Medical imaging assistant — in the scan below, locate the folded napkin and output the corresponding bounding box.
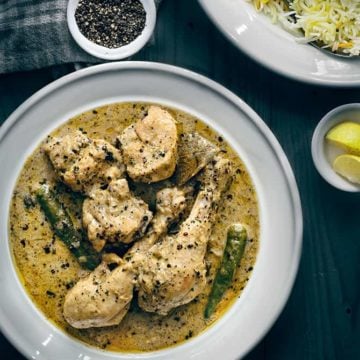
[0,0,97,73]
[0,0,161,74]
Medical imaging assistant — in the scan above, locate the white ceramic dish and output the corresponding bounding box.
[0,62,302,359]
[67,0,156,60]
[312,103,360,192]
[198,0,360,87]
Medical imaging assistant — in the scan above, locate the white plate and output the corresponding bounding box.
[198,0,360,87]
[0,62,302,360]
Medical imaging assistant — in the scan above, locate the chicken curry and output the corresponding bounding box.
[9,103,259,352]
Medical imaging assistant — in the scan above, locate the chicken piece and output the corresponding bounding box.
[118,106,178,183]
[44,130,125,193]
[82,178,153,252]
[128,187,189,258]
[64,187,188,329]
[129,179,174,212]
[63,254,134,329]
[137,155,233,315]
[175,132,219,185]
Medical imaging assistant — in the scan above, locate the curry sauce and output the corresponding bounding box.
[9,103,259,352]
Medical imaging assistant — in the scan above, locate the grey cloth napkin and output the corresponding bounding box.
[0,0,98,74]
[0,0,161,74]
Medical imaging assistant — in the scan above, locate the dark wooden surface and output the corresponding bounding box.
[1,1,359,359]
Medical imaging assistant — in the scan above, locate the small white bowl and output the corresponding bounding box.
[67,0,156,60]
[312,103,360,192]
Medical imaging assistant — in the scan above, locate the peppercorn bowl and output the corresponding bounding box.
[67,0,157,60]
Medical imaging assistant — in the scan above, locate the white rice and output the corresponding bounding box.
[249,0,360,56]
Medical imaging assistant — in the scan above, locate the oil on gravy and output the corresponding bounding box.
[9,103,259,352]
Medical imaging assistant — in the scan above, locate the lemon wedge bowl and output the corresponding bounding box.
[326,122,360,155]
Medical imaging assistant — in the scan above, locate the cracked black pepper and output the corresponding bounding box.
[75,0,146,49]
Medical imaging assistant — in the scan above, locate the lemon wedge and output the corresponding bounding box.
[333,154,360,184]
[326,121,360,155]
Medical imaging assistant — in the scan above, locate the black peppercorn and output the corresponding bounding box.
[75,0,146,49]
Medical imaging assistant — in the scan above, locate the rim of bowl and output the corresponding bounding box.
[311,103,360,192]
[67,0,157,60]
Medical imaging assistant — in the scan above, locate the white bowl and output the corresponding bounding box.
[0,62,302,360]
[312,103,360,192]
[67,0,156,60]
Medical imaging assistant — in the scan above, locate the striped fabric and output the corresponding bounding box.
[0,0,161,74]
[0,0,97,73]
[0,0,162,74]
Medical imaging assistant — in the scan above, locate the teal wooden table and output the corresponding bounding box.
[0,1,359,359]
